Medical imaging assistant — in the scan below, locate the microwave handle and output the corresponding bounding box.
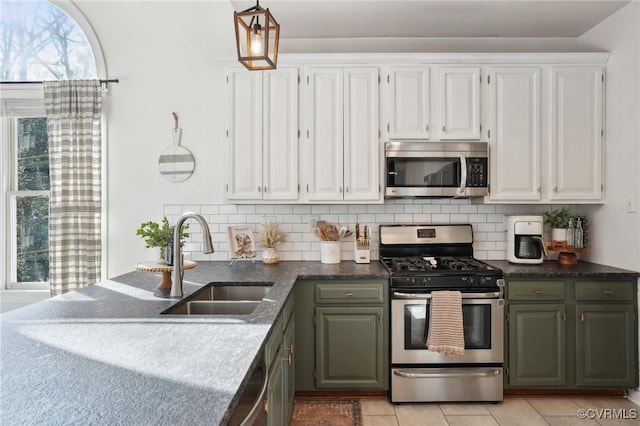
[458,153,467,195]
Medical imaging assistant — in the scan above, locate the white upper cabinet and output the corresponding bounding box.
[227,70,263,200]
[226,67,299,202]
[305,67,344,201]
[549,66,604,202]
[263,68,299,201]
[305,66,380,202]
[488,67,541,202]
[439,67,481,140]
[387,67,430,139]
[344,68,380,201]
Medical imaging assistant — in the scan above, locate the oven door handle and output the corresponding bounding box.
[392,291,500,300]
[394,369,502,379]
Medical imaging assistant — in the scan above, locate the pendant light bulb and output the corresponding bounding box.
[250,23,264,56]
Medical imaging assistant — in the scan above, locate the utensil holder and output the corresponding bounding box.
[320,241,341,264]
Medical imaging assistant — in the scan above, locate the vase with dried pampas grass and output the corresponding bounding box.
[257,222,285,264]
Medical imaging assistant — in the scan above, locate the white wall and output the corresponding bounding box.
[578,2,640,272]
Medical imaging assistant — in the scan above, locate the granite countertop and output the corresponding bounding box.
[0,260,388,426]
[489,260,640,279]
[2,258,637,425]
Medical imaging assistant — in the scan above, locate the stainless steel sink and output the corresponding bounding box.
[161,282,273,316]
[189,285,272,302]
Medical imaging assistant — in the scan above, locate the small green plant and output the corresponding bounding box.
[544,208,573,228]
[136,217,189,259]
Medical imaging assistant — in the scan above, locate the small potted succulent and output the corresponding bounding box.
[544,208,573,248]
[136,217,189,264]
[257,222,285,264]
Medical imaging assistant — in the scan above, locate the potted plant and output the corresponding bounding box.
[136,217,189,263]
[257,222,285,264]
[544,208,573,248]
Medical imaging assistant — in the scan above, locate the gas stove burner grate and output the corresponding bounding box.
[385,256,494,273]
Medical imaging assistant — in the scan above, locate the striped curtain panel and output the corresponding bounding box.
[44,80,102,295]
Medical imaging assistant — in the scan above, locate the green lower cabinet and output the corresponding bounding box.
[508,304,566,387]
[266,348,284,426]
[506,278,638,390]
[576,304,636,387]
[315,306,384,388]
[265,296,295,426]
[283,317,295,423]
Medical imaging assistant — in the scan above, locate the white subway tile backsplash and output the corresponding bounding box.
[164,203,563,263]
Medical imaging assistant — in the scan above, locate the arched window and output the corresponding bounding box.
[1,0,104,299]
[0,0,98,80]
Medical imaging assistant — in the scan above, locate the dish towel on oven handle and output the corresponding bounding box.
[426,290,465,356]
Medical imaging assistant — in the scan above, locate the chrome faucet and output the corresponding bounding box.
[170,212,214,298]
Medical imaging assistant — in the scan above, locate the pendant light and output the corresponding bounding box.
[234,0,280,71]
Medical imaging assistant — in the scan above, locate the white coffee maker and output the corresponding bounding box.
[507,215,548,264]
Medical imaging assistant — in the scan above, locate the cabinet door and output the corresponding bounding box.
[549,66,603,201]
[576,304,636,387]
[387,67,430,139]
[266,347,284,426]
[439,67,480,140]
[306,67,344,201]
[344,67,379,201]
[227,70,263,200]
[315,306,384,388]
[508,304,566,387]
[283,317,295,425]
[488,67,541,201]
[263,68,299,201]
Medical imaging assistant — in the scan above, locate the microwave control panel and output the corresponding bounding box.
[466,158,488,187]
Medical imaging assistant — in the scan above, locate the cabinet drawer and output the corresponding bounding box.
[507,280,565,301]
[575,281,635,302]
[315,282,384,304]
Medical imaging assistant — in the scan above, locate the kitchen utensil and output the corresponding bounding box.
[158,112,195,183]
[338,226,347,241]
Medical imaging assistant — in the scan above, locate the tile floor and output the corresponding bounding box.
[358,396,640,426]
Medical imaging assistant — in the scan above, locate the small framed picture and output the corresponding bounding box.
[227,226,257,259]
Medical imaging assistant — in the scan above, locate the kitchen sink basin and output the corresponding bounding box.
[189,284,272,302]
[161,282,273,316]
[167,300,260,315]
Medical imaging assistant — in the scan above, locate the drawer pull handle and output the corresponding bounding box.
[603,289,614,295]
[345,292,354,297]
[562,313,566,321]
[534,289,545,295]
[284,345,294,354]
[580,313,585,322]
[282,355,292,364]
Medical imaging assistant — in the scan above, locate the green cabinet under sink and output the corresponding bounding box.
[265,293,294,425]
[505,278,638,389]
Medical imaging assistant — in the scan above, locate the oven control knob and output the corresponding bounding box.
[408,277,416,286]
[422,277,428,286]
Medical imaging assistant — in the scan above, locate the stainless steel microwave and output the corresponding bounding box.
[385,141,489,198]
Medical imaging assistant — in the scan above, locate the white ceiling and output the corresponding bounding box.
[230,0,630,39]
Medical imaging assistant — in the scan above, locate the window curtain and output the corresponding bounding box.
[44,80,102,295]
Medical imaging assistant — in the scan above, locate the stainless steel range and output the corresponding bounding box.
[380,224,505,403]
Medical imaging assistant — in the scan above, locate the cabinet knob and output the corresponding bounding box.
[282,355,292,364]
[553,186,558,193]
[442,125,446,132]
[284,345,294,353]
[263,186,267,193]
[258,186,261,192]
[534,289,545,295]
[425,125,430,132]
[603,289,614,295]
[344,291,354,297]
